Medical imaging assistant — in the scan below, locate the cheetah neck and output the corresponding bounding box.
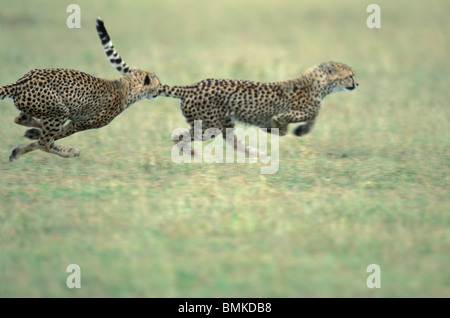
[113,77,144,109]
[290,67,337,102]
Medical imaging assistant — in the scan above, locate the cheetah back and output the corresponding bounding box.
[172,79,287,127]
[12,69,117,121]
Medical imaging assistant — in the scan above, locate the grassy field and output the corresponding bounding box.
[0,0,449,297]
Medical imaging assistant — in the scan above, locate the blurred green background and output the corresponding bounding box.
[0,0,449,297]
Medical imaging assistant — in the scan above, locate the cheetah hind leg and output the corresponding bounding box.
[9,142,80,161]
[171,127,198,157]
[223,129,261,160]
[14,112,43,140]
[14,112,43,128]
[9,117,80,161]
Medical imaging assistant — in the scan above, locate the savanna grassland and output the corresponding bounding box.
[0,0,449,297]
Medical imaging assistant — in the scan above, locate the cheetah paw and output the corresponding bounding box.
[294,124,310,137]
[65,147,81,158]
[24,128,42,140]
[9,147,19,162]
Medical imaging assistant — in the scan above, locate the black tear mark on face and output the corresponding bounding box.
[144,75,151,86]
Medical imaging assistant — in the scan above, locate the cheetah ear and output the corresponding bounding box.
[320,62,335,75]
[144,75,151,86]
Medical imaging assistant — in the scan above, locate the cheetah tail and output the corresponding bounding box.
[0,85,13,100]
[157,84,189,99]
[96,17,131,75]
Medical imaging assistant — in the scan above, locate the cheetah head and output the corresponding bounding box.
[126,69,160,100]
[320,62,359,93]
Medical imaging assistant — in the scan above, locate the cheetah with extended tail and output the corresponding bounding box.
[1,67,159,161]
[96,18,358,154]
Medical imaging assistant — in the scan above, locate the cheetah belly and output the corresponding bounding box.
[67,101,110,122]
[64,90,114,123]
[229,102,282,127]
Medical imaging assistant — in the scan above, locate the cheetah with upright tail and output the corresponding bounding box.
[1,65,159,162]
[96,18,359,155]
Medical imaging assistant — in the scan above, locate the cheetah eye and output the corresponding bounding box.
[144,75,151,86]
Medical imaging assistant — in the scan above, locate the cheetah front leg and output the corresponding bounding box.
[270,111,317,137]
[24,111,118,141]
[9,117,80,161]
[25,120,91,141]
[293,118,316,137]
[266,115,289,136]
[222,127,261,159]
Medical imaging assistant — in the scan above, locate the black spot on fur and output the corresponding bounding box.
[144,75,151,86]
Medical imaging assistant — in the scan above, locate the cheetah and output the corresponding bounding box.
[1,68,159,161]
[96,18,358,155]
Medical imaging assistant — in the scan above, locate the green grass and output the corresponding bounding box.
[1,0,449,297]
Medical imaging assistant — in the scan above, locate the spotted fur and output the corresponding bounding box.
[96,18,358,154]
[1,68,159,161]
[157,62,358,139]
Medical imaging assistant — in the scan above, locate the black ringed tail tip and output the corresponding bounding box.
[96,17,104,26]
[95,17,131,75]
[96,17,110,43]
